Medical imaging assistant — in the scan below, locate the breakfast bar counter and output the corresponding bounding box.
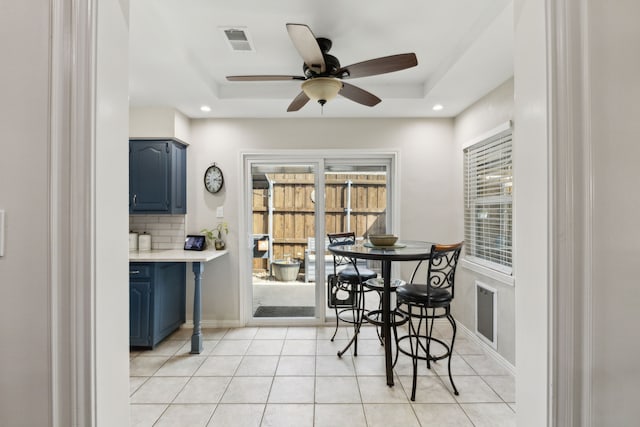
[129,248,228,263]
[129,249,228,353]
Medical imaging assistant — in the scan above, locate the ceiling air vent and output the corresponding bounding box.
[220,27,254,52]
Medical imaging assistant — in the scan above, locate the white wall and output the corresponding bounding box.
[0,2,52,425]
[588,0,640,423]
[184,118,460,324]
[130,107,180,138]
[454,78,515,144]
[453,78,516,364]
[130,107,191,142]
[15,0,640,424]
[0,1,130,425]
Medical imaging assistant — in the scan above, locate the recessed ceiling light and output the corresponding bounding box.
[200,105,211,112]
[432,104,444,111]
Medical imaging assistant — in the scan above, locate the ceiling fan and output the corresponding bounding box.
[226,23,418,112]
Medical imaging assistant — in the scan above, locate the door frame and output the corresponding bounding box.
[239,150,399,326]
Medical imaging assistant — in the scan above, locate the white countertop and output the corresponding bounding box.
[129,248,228,263]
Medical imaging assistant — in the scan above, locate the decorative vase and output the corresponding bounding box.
[214,239,225,250]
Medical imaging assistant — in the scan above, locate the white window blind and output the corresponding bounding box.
[463,128,513,275]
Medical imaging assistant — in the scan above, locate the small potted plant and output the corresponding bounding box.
[201,222,228,250]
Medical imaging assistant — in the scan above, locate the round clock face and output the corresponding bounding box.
[204,165,224,193]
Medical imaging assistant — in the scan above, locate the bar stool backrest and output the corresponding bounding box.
[327,232,356,275]
[408,242,463,298]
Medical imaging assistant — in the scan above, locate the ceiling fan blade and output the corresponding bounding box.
[227,75,305,81]
[339,82,381,107]
[287,91,310,112]
[339,53,418,79]
[286,23,326,74]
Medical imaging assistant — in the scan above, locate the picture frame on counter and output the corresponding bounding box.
[184,235,206,251]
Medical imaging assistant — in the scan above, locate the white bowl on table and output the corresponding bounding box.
[368,234,398,247]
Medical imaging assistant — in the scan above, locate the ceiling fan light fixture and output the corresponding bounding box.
[302,77,342,105]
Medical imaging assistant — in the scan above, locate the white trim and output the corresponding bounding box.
[0,210,5,257]
[315,160,326,313]
[578,1,593,422]
[548,0,593,425]
[464,256,513,277]
[246,318,325,327]
[461,120,513,149]
[474,281,498,349]
[50,1,67,424]
[238,153,250,326]
[461,258,515,286]
[434,319,515,376]
[183,320,243,329]
[239,150,399,326]
[50,0,97,426]
[462,127,514,273]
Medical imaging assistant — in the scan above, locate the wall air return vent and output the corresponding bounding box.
[220,27,254,52]
[475,281,498,349]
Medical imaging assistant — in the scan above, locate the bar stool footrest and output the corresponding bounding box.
[363,309,409,327]
[336,307,369,325]
[396,334,452,362]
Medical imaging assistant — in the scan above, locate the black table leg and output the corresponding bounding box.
[382,260,394,386]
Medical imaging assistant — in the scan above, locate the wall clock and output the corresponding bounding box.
[204,163,224,194]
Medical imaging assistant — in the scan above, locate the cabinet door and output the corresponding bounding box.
[129,280,152,347]
[153,263,186,346]
[130,140,170,213]
[170,143,187,214]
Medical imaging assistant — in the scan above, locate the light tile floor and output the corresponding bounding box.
[130,325,515,426]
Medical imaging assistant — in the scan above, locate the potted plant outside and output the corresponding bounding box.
[271,254,301,282]
[201,222,228,250]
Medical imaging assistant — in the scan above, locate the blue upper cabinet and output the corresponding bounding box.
[130,139,187,214]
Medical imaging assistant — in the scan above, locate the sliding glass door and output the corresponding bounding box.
[323,162,391,319]
[249,162,319,320]
[243,153,395,325]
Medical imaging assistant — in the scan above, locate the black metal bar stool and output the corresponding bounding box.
[361,259,409,364]
[326,232,377,356]
[394,242,463,401]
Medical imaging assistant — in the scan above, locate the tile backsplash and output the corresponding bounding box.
[129,215,185,250]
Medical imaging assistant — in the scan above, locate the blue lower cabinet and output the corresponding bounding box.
[129,280,151,346]
[130,262,186,348]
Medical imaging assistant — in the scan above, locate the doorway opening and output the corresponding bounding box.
[250,163,318,319]
[244,153,396,325]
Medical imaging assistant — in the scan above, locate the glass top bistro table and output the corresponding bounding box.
[328,239,434,386]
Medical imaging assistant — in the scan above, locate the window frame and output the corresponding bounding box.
[462,122,514,278]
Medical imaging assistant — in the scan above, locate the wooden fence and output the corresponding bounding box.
[252,173,387,271]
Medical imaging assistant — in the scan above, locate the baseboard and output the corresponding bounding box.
[182,319,243,329]
[434,318,516,376]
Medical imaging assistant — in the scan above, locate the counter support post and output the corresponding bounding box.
[190,262,204,354]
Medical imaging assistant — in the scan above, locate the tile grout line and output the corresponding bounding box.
[131,325,515,426]
[258,326,287,425]
[151,337,192,426]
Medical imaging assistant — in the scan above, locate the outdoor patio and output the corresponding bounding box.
[252,271,382,319]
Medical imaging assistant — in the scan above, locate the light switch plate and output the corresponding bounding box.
[0,210,5,257]
[216,206,224,218]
